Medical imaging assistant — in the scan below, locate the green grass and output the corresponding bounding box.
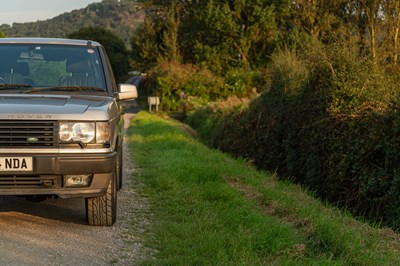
[127,111,400,265]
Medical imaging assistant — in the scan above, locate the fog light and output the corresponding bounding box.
[65,175,92,187]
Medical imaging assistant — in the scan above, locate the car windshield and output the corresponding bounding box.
[0,44,106,92]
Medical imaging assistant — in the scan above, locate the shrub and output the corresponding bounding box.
[145,62,224,111]
[144,61,267,112]
[223,70,269,96]
[189,40,400,230]
[269,49,309,95]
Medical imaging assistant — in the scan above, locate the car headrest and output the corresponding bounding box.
[66,59,92,74]
[13,62,30,76]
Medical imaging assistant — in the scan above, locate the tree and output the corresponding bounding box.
[134,0,283,73]
[383,0,400,64]
[68,27,130,81]
[287,0,357,45]
[130,15,163,70]
[360,0,383,62]
[159,1,181,63]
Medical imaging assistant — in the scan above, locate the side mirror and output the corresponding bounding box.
[116,84,138,101]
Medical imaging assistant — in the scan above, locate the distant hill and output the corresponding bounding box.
[0,0,144,46]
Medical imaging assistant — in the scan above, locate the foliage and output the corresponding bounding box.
[133,1,400,110]
[68,27,130,81]
[130,15,161,71]
[130,111,400,265]
[0,0,143,46]
[132,0,400,72]
[189,39,400,229]
[224,69,268,96]
[132,0,288,74]
[141,61,268,111]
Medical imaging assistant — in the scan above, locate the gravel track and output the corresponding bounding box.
[0,111,152,265]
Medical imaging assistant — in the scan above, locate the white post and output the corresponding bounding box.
[148,96,160,112]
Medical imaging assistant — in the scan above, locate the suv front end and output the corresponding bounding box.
[0,38,137,226]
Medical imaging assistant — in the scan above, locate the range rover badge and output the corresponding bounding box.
[27,137,39,143]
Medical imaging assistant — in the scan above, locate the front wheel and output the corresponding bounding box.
[85,172,117,226]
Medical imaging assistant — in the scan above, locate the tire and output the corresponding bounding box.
[85,170,117,226]
[116,146,123,191]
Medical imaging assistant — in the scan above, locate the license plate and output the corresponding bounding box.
[0,157,33,171]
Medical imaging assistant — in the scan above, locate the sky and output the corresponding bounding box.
[0,0,102,25]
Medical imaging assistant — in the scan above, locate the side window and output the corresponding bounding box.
[100,47,117,92]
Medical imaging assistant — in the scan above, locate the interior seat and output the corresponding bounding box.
[0,63,25,84]
[58,59,96,87]
[13,62,34,85]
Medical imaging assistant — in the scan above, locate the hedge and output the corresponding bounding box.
[188,43,400,229]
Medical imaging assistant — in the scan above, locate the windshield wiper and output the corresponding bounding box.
[0,84,33,89]
[23,86,106,93]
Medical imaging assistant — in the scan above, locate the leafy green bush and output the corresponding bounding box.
[223,70,268,96]
[189,41,400,230]
[187,95,255,146]
[145,61,267,111]
[145,62,198,111]
[269,49,309,95]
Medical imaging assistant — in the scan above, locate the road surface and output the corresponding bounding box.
[0,102,150,265]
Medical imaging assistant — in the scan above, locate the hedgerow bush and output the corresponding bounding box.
[143,62,205,111]
[186,95,257,150]
[223,69,269,96]
[143,61,267,111]
[188,40,400,229]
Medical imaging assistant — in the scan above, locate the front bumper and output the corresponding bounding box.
[0,152,116,198]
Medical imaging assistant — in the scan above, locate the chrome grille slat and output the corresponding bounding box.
[0,121,58,147]
[0,132,53,135]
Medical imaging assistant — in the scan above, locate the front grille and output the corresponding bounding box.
[0,175,59,187]
[0,121,58,147]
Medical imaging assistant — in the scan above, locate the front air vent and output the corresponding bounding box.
[0,175,59,187]
[0,121,58,147]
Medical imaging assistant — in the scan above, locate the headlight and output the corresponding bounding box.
[59,122,96,144]
[96,122,110,143]
[72,123,95,143]
[59,123,74,141]
[59,122,111,144]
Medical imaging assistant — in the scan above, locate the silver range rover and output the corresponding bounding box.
[0,38,138,226]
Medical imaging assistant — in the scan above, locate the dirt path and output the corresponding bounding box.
[0,110,151,265]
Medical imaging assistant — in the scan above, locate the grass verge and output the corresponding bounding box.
[127,111,400,265]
